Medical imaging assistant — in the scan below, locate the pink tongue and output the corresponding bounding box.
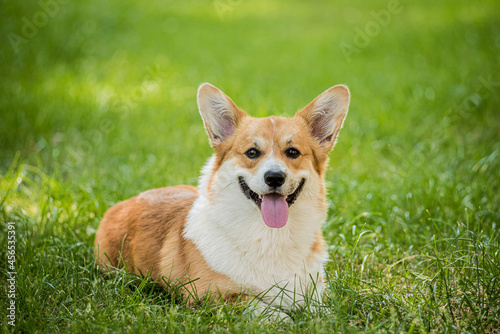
[261,194,289,228]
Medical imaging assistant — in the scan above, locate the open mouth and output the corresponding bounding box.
[238,176,305,209]
[238,176,306,228]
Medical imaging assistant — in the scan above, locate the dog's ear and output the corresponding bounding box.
[197,83,247,147]
[296,85,350,152]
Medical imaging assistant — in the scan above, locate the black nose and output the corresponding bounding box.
[264,171,286,188]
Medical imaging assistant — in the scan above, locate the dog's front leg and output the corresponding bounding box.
[243,299,292,323]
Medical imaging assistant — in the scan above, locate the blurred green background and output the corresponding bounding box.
[1,0,499,332]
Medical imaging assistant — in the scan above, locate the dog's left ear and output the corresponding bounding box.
[197,83,248,147]
[296,85,350,152]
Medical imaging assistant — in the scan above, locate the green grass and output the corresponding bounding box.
[1,0,499,332]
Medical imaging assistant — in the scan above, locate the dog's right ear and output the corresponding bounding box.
[197,83,247,147]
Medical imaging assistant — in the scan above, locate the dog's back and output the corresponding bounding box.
[95,185,239,297]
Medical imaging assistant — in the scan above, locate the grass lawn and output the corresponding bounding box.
[1,0,499,332]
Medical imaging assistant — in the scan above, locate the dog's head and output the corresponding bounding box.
[197,83,350,228]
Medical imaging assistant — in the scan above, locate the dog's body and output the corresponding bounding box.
[95,83,350,315]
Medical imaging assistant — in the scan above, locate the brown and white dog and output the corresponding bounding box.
[95,83,350,318]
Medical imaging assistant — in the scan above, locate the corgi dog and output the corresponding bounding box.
[95,83,350,318]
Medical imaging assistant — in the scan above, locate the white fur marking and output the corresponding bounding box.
[269,117,276,156]
[184,156,328,308]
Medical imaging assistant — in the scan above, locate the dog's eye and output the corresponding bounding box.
[285,147,301,159]
[245,148,261,159]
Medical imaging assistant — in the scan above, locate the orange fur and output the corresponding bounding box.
[95,186,240,298]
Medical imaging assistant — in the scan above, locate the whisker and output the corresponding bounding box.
[217,181,235,194]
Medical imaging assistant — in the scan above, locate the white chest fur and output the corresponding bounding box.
[183,157,328,307]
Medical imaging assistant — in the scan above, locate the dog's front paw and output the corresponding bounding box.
[244,301,292,324]
[305,301,332,316]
